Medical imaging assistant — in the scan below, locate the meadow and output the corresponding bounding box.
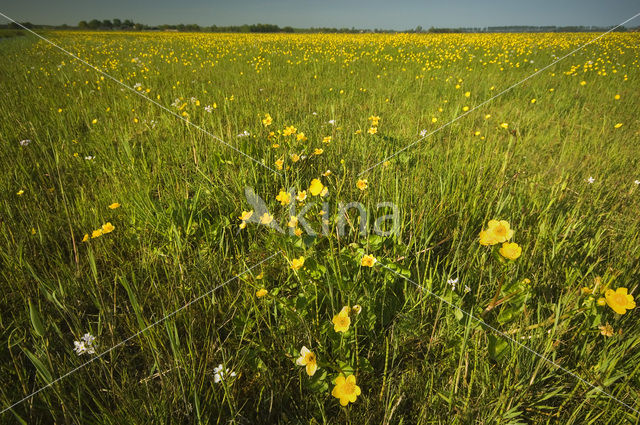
[0,30,639,424]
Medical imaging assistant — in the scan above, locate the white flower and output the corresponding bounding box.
[171,98,181,107]
[587,176,595,184]
[20,139,32,146]
[312,112,318,115]
[237,130,250,138]
[213,364,236,383]
[634,180,640,185]
[447,278,458,291]
[84,155,95,160]
[204,105,213,113]
[328,120,336,125]
[419,129,427,137]
[133,83,142,89]
[464,285,471,293]
[74,332,97,356]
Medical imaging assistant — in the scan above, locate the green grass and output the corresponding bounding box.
[1,30,639,424]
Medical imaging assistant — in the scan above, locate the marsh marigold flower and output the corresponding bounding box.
[101,223,115,234]
[296,346,318,376]
[485,220,514,243]
[499,242,521,260]
[276,190,291,206]
[262,113,272,126]
[256,288,268,298]
[332,374,361,406]
[332,309,351,333]
[309,179,324,196]
[260,213,274,225]
[604,288,635,315]
[291,256,305,270]
[275,158,284,170]
[356,179,368,191]
[361,254,377,267]
[367,127,378,135]
[108,203,120,209]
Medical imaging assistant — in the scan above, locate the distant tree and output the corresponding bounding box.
[113,18,122,28]
[88,19,100,29]
[133,22,144,30]
[102,19,113,29]
[78,20,88,28]
[123,19,134,28]
[415,25,423,33]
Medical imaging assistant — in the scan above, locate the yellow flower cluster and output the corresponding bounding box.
[479,219,521,260]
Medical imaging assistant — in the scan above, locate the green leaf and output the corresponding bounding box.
[488,334,508,360]
[23,349,52,383]
[28,299,45,337]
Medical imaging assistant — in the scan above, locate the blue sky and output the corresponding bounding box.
[1,0,639,29]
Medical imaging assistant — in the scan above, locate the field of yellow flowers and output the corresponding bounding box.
[1,30,640,424]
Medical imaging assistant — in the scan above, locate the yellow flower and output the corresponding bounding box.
[530,98,536,104]
[361,254,377,267]
[275,158,284,170]
[239,210,253,222]
[16,190,24,196]
[296,132,307,142]
[108,203,121,209]
[291,153,300,162]
[332,310,351,333]
[614,94,620,100]
[322,136,332,144]
[580,80,587,86]
[309,179,324,196]
[356,179,368,191]
[367,127,378,135]
[239,221,247,229]
[368,115,380,126]
[597,297,606,306]
[581,287,592,295]
[464,91,470,98]
[259,213,273,225]
[288,216,298,228]
[262,113,272,126]
[291,256,305,270]
[92,118,98,124]
[256,288,268,298]
[101,222,115,234]
[296,190,307,202]
[486,220,514,243]
[431,117,437,123]
[354,129,362,135]
[598,323,614,337]
[294,227,303,237]
[462,106,469,112]
[499,242,521,260]
[331,374,361,406]
[276,190,291,206]
[313,148,324,155]
[500,122,509,129]
[296,346,318,376]
[604,287,635,315]
[82,233,89,242]
[283,125,297,136]
[614,123,623,129]
[91,229,103,239]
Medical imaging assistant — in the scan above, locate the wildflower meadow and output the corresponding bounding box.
[1,29,640,423]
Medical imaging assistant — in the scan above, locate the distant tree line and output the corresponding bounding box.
[1,20,638,33]
[409,25,631,33]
